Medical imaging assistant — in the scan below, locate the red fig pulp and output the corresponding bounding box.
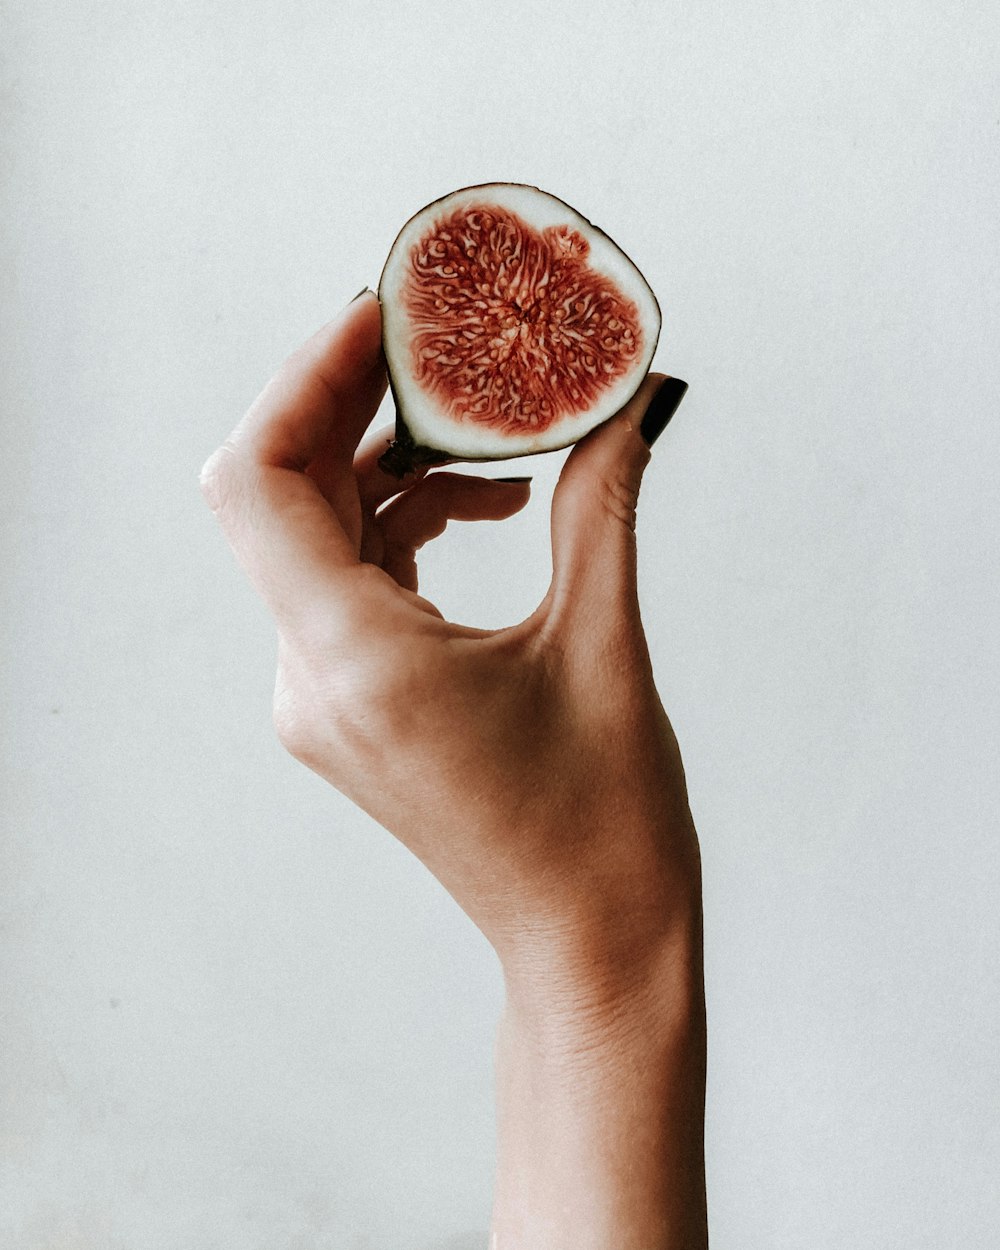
[378,183,661,476]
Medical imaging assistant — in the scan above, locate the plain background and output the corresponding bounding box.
[2,2,998,1247]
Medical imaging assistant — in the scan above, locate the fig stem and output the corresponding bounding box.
[376,419,451,479]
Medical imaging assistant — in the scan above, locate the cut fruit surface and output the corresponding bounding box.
[378,183,661,475]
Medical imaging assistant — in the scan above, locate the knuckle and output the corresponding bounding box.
[272,640,436,770]
[199,442,242,515]
[272,686,316,763]
[596,472,639,531]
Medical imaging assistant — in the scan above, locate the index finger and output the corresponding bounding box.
[200,292,390,632]
[234,290,385,472]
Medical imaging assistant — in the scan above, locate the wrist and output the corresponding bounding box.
[498,868,704,1067]
[491,880,708,1250]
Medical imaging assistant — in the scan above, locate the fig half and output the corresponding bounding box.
[377,183,661,476]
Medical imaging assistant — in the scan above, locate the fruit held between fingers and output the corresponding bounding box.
[377,183,662,476]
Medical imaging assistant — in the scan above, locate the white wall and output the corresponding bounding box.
[2,3,997,1247]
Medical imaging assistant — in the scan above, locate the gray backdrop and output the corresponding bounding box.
[2,2,997,1247]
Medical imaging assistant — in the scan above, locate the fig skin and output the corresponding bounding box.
[377,183,661,478]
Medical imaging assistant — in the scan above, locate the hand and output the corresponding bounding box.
[200,291,697,980]
[201,291,707,1248]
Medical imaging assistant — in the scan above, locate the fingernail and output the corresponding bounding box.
[639,377,689,447]
[495,476,533,484]
[349,286,370,304]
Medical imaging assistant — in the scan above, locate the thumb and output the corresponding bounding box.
[544,374,688,648]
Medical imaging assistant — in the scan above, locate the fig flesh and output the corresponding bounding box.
[377,183,661,476]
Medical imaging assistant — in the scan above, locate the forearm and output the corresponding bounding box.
[490,888,708,1250]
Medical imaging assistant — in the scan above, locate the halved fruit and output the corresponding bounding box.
[377,183,661,476]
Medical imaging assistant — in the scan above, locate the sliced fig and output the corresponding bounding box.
[377,183,661,476]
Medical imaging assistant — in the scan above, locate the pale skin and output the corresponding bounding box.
[200,291,708,1249]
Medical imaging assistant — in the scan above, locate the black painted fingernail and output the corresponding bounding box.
[349,286,370,303]
[639,377,689,447]
[495,476,533,483]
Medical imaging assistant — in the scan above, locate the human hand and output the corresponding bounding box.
[201,290,706,1248]
[200,290,697,990]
